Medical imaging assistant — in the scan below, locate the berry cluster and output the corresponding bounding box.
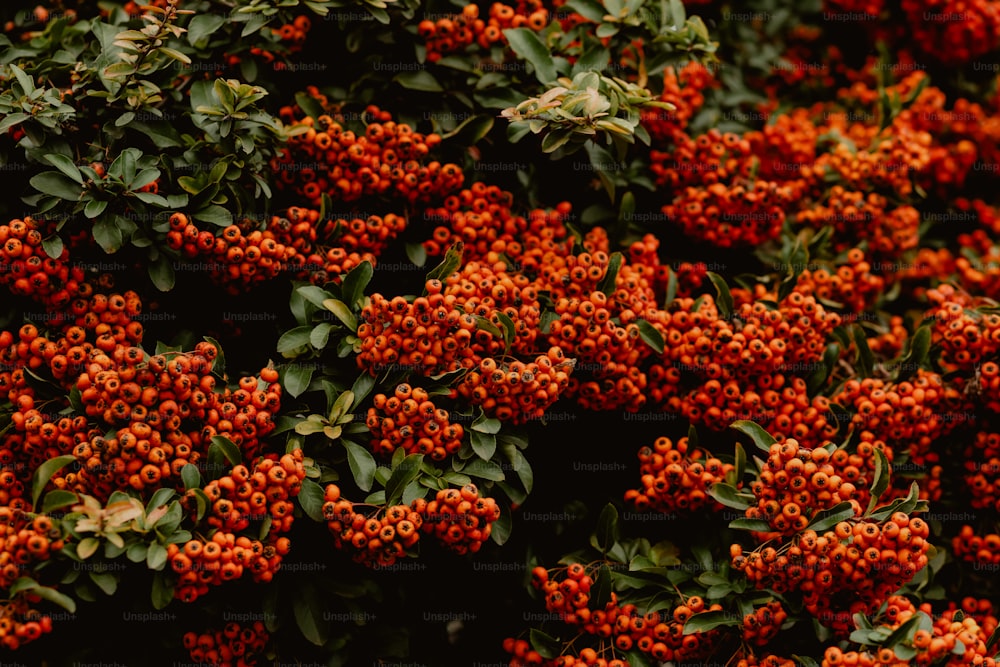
[527,563,726,664]
[323,484,422,568]
[900,0,1000,65]
[273,102,462,206]
[0,218,87,310]
[624,435,734,514]
[167,531,289,603]
[413,484,501,555]
[0,511,63,591]
[822,596,1000,666]
[165,214,299,294]
[793,248,886,314]
[419,2,550,62]
[182,621,269,667]
[65,344,280,500]
[794,187,919,259]
[367,383,465,460]
[201,451,305,536]
[743,601,788,646]
[456,352,571,423]
[650,128,755,190]
[357,281,485,376]
[641,62,717,142]
[732,513,931,636]
[744,438,885,538]
[953,525,1000,566]
[662,179,796,247]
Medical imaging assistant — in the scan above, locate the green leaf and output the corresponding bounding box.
[504,29,558,83]
[470,431,497,460]
[730,420,777,453]
[192,205,232,227]
[591,564,613,607]
[529,629,561,659]
[350,372,376,407]
[596,252,623,297]
[461,459,505,481]
[44,154,83,185]
[208,435,241,467]
[31,455,76,511]
[148,254,175,291]
[186,14,227,46]
[146,543,168,571]
[636,319,664,354]
[595,503,619,554]
[729,518,771,531]
[385,454,424,505]
[707,483,752,511]
[41,234,64,259]
[76,537,100,560]
[853,325,874,378]
[293,584,330,646]
[734,442,746,483]
[180,464,201,491]
[283,363,314,399]
[490,500,512,545]
[394,70,444,92]
[341,261,374,309]
[30,172,81,200]
[298,478,325,522]
[146,488,176,514]
[23,581,77,613]
[322,299,357,331]
[866,447,890,515]
[707,272,734,319]
[126,543,148,563]
[151,572,173,609]
[563,0,607,22]
[808,501,856,532]
[682,610,740,634]
[41,490,78,513]
[426,242,464,284]
[92,218,123,254]
[471,414,502,434]
[277,326,313,356]
[343,440,377,492]
[406,242,427,267]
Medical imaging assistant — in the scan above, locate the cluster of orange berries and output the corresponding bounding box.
[165,214,298,294]
[900,0,1000,65]
[61,344,280,501]
[357,280,486,376]
[953,525,1000,565]
[743,601,788,646]
[732,513,931,636]
[442,260,543,356]
[662,179,795,247]
[795,187,920,259]
[367,383,465,460]
[926,285,1000,373]
[527,564,725,663]
[745,438,885,538]
[0,511,62,591]
[736,656,797,667]
[650,128,756,191]
[641,62,716,143]
[832,371,967,465]
[823,596,999,667]
[0,592,54,651]
[0,218,87,310]
[952,230,1000,303]
[201,451,305,537]
[182,621,269,667]
[274,101,462,206]
[965,431,1000,512]
[503,638,629,667]
[167,530,289,603]
[746,109,819,182]
[793,248,886,314]
[624,435,734,514]
[456,352,571,423]
[322,484,422,568]
[419,2,549,62]
[413,483,501,555]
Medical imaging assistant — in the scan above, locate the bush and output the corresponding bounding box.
[1,0,1000,665]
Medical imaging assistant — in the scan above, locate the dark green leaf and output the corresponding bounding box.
[529,629,561,659]
[807,501,856,532]
[341,260,374,309]
[503,28,558,83]
[394,70,444,92]
[866,447,890,515]
[707,272,734,319]
[148,254,175,291]
[41,490,78,513]
[293,584,330,645]
[209,435,241,467]
[595,503,619,553]
[283,363,314,399]
[180,464,201,491]
[636,319,664,354]
[591,565,613,607]
[707,483,752,511]
[682,610,740,634]
[44,154,83,184]
[470,431,497,460]
[30,172,81,200]
[343,440,377,492]
[298,478,325,521]
[31,455,76,511]
[730,420,776,453]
